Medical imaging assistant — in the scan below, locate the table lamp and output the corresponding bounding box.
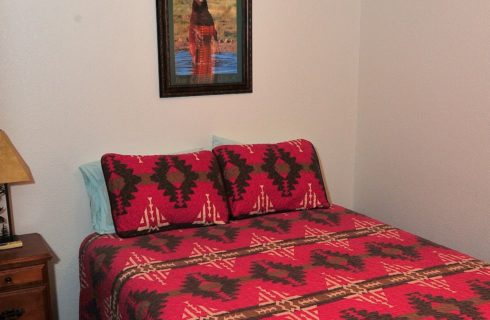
[0,130,33,250]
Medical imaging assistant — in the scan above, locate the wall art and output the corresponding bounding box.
[157,0,252,97]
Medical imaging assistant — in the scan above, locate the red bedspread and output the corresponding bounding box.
[79,205,490,319]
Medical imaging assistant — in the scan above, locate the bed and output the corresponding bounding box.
[79,139,490,319]
[79,204,490,319]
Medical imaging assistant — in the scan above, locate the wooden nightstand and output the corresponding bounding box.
[0,233,53,320]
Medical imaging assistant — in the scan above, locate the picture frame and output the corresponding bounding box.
[156,0,252,97]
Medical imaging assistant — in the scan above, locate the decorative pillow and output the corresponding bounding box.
[79,148,204,235]
[213,139,330,218]
[101,150,229,237]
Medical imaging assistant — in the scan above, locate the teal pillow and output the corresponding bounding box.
[79,161,115,234]
[211,135,240,147]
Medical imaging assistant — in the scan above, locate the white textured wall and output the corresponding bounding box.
[356,0,490,261]
[0,1,361,318]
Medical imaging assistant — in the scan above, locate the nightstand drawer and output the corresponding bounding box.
[0,286,47,320]
[0,265,44,289]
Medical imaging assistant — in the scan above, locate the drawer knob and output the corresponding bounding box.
[4,276,12,284]
[0,307,25,320]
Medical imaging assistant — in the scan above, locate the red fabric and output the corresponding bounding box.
[213,139,330,218]
[101,150,229,237]
[189,25,217,75]
[79,204,490,319]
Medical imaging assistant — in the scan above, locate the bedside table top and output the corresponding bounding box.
[0,233,52,269]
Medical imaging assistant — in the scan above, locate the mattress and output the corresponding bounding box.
[79,205,490,319]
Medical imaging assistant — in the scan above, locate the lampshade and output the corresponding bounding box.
[0,130,32,184]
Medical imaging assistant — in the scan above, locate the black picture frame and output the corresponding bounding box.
[156,0,252,98]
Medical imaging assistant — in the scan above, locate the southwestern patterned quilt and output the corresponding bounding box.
[79,205,490,319]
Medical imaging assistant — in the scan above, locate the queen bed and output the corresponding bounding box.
[79,139,490,319]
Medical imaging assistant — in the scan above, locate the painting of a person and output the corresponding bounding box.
[170,0,239,84]
[189,0,220,79]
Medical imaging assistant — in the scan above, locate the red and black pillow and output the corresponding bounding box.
[101,150,229,237]
[212,139,330,218]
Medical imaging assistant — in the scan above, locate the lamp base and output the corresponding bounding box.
[0,235,23,250]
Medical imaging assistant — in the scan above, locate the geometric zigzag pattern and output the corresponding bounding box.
[101,151,229,238]
[213,139,330,219]
[80,204,490,319]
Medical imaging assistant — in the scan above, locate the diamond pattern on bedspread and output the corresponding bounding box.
[79,205,490,319]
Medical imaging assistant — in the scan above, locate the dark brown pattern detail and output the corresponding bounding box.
[251,261,305,286]
[182,273,240,301]
[90,246,121,289]
[79,234,105,264]
[309,149,326,192]
[206,157,228,202]
[210,260,486,319]
[151,156,199,208]
[194,225,239,243]
[79,234,107,319]
[135,234,182,253]
[261,146,302,197]
[109,224,397,314]
[103,155,142,216]
[217,149,254,201]
[302,209,340,226]
[408,292,484,320]
[250,216,292,233]
[311,249,365,272]
[126,290,168,320]
[366,242,421,261]
[469,279,490,300]
[83,298,101,320]
[341,308,409,320]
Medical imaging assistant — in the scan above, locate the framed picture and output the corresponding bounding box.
[156,0,252,97]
